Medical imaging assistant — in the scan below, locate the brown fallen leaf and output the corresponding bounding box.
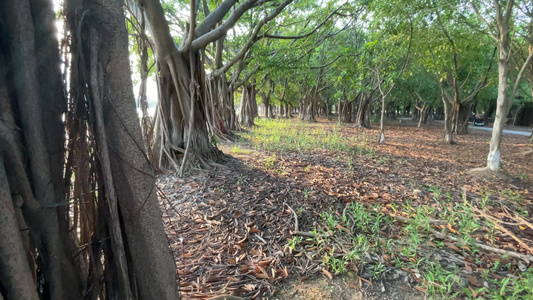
[414,286,427,293]
[464,262,473,273]
[466,276,481,287]
[426,241,436,248]
[322,269,333,280]
[358,276,372,286]
[346,282,359,289]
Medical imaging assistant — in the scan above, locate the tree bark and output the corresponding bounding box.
[355,93,372,128]
[379,93,386,143]
[488,50,511,171]
[4,0,79,297]
[443,99,454,144]
[0,157,39,300]
[240,83,256,126]
[91,0,179,298]
[139,0,215,169]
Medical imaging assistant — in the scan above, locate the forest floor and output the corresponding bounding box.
[157,117,533,300]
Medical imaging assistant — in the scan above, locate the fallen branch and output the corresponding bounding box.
[254,233,267,244]
[471,206,533,255]
[285,203,318,238]
[293,231,317,238]
[391,214,448,226]
[393,215,533,262]
[207,296,246,300]
[284,203,299,232]
[517,150,533,157]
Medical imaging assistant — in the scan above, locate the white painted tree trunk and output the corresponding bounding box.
[487,39,512,171]
[379,130,386,144]
[379,94,386,144]
[445,132,453,144]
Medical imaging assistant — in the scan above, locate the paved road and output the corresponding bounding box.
[397,118,532,137]
[469,125,532,137]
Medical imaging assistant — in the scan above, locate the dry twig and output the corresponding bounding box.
[393,215,533,262]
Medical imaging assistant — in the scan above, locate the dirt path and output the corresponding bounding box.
[158,119,533,299]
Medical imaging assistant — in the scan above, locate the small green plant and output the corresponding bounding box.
[520,173,528,180]
[366,148,376,158]
[264,153,276,167]
[500,189,523,202]
[302,188,311,199]
[423,262,460,298]
[287,236,302,252]
[237,174,244,186]
[346,157,353,170]
[369,263,387,279]
[320,210,338,230]
[428,185,441,201]
[326,256,347,274]
[479,194,490,210]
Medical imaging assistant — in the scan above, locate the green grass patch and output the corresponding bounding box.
[288,198,533,299]
[230,146,252,155]
[240,118,372,156]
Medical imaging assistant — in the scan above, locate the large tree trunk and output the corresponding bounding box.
[88,0,179,297]
[0,157,39,300]
[3,0,80,297]
[206,74,235,133]
[240,83,256,126]
[1,0,178,298]
[300,96,316,122]
[212,36,237,133]
[355,93,372,128]
[259,80,274,118]
[140,0,216,170]
[454,102,471,134]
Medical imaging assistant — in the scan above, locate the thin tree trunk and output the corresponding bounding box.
[443,100,454,144]
[487,54,511,171]
[379,93,386,143]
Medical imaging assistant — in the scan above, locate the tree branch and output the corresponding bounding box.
[263,6,342,40]
[195,0,239,37]
[310,55,341,69]
[511,49,533,98]
[470,0,498,42]
[182,0,197,53]
[211,0,294,77]
[192,0,259,51]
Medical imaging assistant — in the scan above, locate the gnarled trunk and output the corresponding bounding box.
[240,83,256,126]
[206,74,236,133]
[300,96,316,122]
[140,0,217,170]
